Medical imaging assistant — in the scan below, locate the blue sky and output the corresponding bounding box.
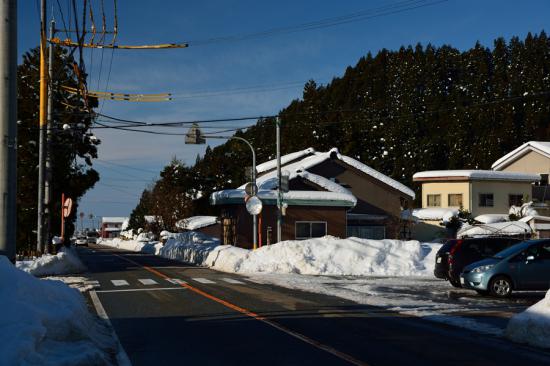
[19,0,550,228]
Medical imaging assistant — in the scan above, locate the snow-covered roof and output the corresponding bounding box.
[405,208,459,222]
[474,214,509,224]
[211,189,357,207]
[104,227,122,232]
[254,147,415,199]
[256,147,316,173]
[457,221,532,238]
[413,170,540,182]
[101,217,128,224]
[492,141,550,170]
[176,216,218,230]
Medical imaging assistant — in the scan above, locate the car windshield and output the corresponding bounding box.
[493,240,534,259]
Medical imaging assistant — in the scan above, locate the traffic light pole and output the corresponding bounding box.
[44,19,55,253]
[0,0,17,262]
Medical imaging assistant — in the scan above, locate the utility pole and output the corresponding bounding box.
[44,19,55,252]
[0,0,17,262]
[276,117,282,243]
[37,0,48,254]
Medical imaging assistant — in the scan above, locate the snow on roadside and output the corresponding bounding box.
[506,289,550,348]
[0,256,115,365]
[16,247,86,277]
[102,236,164,254]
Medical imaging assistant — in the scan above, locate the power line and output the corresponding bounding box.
[186,0,448,46]
[95,159,160,174]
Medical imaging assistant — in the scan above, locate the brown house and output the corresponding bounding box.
[210,148,415,248]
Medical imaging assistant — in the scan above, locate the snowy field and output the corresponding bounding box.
[100,233,548,347]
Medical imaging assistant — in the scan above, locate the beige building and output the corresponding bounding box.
[492,141,550,202]
[412,170,540,217]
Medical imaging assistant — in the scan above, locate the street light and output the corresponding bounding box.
[185,124,259,249]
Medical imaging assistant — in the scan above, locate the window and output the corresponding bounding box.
[295,222,327,239]
[448,194,463,207]
[347,226,385,240]
[509,194,523,207]
[427,194,441,207]
[479,193,494,207]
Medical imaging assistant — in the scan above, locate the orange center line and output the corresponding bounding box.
[112,252,369,366]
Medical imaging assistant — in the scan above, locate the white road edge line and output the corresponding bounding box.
[89,290,132,366]
[96,287,187,293]
[222,278,245,284]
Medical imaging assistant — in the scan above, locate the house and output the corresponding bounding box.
[413,170,540,216]
[176,216,220,237]
[101,217,128,238]
[491,141,550,204]
[210,147,415,248]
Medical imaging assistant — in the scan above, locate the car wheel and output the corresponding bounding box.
[449,278,462,288]
[489,275,513,298]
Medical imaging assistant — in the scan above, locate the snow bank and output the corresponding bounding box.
[474,214,509,224]
[16,247,86,277]
[161,235,440,277]
[0,256,114,365]
[506,290,550,348]
[101,237,163,255]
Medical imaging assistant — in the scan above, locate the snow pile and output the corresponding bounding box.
[474,214,509,224]
[176,216,218,230]
[506,290,550,348]
[161,235,440,277]
[16,247,86,277]
[457,221,531,238]
[510,202,538,218]
[0,256,114,365]
[102,237,163,255]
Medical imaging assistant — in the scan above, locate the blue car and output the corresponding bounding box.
[460,239,550,297]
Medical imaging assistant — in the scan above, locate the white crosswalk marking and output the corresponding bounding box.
[192,278,216,284]
[222,278,245,285]
[166,278,187,285]
[138,279,158,285]
[111,280,129,287]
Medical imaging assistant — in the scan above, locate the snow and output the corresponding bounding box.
[16,247,86,277]
[407,207,459,221]
[102,237,164,254]
[506,289,550,348]
[457,221,532,238]
[211,188,357,206]
[413,170,540,182]
[510,202,539,217]
[176,215,218,230]
[474,214,510,224]
[492,141,550,170]
[256,147,315,173]
[0,256,115,365]
[101,216,128,224]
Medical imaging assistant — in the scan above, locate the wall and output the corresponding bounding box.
[421,182,470,210]
[470,181,532,216]
[498,150,550,174]
[220,204,347,249]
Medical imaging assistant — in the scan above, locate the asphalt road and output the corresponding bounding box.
[79,244,550,366]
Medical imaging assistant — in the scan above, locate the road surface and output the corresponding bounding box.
[78,244,550,366]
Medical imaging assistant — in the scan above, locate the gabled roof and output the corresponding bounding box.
[255,147,415,199]
[256,147,316,173]
[413,170,540,182]
[492,141,550,170]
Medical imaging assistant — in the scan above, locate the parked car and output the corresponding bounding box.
[461,239,550,297]
[86,231,99,245]
[75,235,88,246]
[434,237,522,287]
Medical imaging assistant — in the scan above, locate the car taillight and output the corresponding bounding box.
[448,239,463,266]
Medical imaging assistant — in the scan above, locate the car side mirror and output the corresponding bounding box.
[526,255,535,262]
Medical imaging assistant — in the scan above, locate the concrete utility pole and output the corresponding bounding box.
[0,0,17,262]
[37,0,48,254]
[44,19,55,251]
[276,117,282,243]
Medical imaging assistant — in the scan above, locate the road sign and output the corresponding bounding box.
[63,197,73,218]
[245,182,258,196]
[246,196,263,215]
